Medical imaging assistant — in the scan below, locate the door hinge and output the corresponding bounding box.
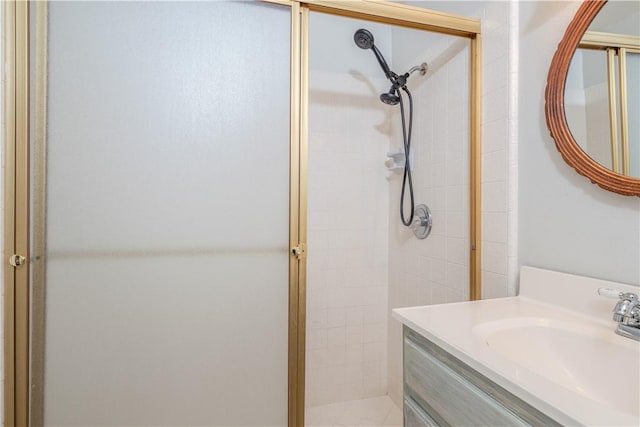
[291,243,307,260]
[9,254,26,268]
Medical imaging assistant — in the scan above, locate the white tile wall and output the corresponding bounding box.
[481,0,516,300]
[386,0,516,407]
[387,28,471,406]
[507,0,520,296]
[306,67,391,407]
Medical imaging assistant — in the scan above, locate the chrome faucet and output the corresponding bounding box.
[598,288,640,341]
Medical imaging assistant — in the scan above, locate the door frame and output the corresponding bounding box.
[3,1,481,425]
[3,1,30,426]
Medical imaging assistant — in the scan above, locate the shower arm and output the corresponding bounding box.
[391,63,429,93]
[407,63,428,77]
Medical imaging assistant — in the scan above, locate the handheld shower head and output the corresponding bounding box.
[354,29,375,50]
[353,30,422,231]
[354,29,394,80]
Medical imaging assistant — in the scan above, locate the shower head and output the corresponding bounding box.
[354,29,375,50]
[354,29,394,80]
[380,89,400,106]
[354,29,422,107]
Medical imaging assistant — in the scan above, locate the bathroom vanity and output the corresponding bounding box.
[402,326,558,426]
[393,267,640,426]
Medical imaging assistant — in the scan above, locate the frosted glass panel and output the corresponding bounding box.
[36,2,290,425]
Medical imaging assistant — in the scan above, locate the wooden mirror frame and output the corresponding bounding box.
[545,0,640,196]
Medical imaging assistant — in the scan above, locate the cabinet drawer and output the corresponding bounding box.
[404,397,439,427]
[404,336,528,427]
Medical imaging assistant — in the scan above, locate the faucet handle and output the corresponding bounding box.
[598,288,623,299]
[598,288,640,340]
[597,288,638,300]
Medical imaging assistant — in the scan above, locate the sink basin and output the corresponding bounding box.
[473,317,640,417]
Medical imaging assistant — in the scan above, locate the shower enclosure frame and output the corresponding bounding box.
[2,1,481,425]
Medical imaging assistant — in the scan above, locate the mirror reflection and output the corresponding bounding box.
[565,1,640,177]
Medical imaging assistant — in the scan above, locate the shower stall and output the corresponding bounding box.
[2,2,480,426]
[305,11,476,426]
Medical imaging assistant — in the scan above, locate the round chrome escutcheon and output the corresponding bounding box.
[411,204,433,240]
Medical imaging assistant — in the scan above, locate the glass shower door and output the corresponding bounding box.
[30,2,290,425]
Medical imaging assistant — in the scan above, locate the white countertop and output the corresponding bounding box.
[392,267,640,426]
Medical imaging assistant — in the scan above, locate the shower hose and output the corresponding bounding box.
[397,87,415,227]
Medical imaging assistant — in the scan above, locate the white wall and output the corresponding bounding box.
[305,13,391,407]
[518,0,640,286]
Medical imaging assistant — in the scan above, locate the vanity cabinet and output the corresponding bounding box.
[403,327,561,427]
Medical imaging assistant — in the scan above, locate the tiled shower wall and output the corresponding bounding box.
[479,0,517,300]
[386,28,471,406]
[387,1,515,406]
[305,15,392,407]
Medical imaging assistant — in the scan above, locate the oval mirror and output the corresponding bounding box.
[546,0,640,196]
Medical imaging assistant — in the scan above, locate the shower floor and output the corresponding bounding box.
[305,396,402,427]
